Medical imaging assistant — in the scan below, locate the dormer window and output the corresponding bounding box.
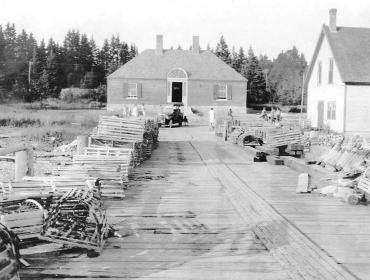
[328,58,334,84]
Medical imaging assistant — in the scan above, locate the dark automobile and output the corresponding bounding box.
[164,103,184,128]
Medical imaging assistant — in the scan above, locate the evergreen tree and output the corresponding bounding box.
[118,41,129,65]
[31,39,47,99]
[215,35,231,65]
[3,23,17,91]
[14,29,31,100]
[242,46,267,104]
[79,34,94,70]
[0,26,7,100]
[235,47,246,73]
[0,26,4,65]
[230,47,237,71]
[100,39,110,71]
[79,34,95,88]
[107,35,121,74]
[39,39,64,98]
[268,46,307,105]
[129,44,137,60]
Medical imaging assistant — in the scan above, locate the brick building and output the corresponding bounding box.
[107,35,247,113]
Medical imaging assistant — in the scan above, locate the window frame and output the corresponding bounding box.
[328,58,334,84]
[216,84,228,100]
[127,83,138,99]
[327,101,336,120]
[317,61,322,86]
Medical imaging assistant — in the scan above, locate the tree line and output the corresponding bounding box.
[213,36,307,106]
[0,23,307,105]
[0,23,137,102]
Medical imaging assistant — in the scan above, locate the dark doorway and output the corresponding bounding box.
[172,82,182,103]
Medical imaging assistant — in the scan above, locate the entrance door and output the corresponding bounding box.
[172,82,182,103]
[317,100,324,129]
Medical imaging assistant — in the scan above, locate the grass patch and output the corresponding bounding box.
[0,104,104,128]
[0,103,114,149]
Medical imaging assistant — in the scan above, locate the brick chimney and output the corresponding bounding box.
[156,34,163,55]
[329,9,337,32]
[192,36,200,54]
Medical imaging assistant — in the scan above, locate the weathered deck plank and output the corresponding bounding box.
[20,127,290,279]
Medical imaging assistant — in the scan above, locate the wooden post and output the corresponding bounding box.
[77,135,89,155]
[15,149,34,181]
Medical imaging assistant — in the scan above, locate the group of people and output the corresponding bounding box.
[209,107,233,130]
[260,107,282,123]
[122,104,146,117]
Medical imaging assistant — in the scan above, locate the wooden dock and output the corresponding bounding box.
[20,126,369,279]
[20,127,290,279]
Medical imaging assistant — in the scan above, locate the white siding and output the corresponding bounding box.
[307,35,345,132]
[345,85,370,134]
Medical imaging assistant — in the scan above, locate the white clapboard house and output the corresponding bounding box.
[306,9,370,134]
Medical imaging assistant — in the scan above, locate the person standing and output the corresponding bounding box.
[141,103,146,117]
[132,104,139,117]
[209,107,215,130]
[227,108,233,118]
[261,107,267,120]
[276,107,282,122]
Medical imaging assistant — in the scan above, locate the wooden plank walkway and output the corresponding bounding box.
[20,127,290,279]
[193,140,357,280]
[20,125,370,279]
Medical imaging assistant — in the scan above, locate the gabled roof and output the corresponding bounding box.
[108,49,247,82]
[306,25,370,86]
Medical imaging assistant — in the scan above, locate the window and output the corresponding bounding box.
[327,101,336,120]
[317,61,322,86]
[217,84,227,100]
[214,84,232,100]
[328,58,334,84]
[127,83,137,99]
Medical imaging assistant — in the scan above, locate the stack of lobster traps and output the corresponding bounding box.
[90,116,159,162]
[39,187,111,255]
[318,136,370,176]
[0,180,111,257]
[0,115,159,272]
[263,129,303,148]
[48,116,159,199]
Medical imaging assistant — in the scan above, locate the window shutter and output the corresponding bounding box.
[123,83,128,98]
[227,85,232,100]
[167,81,171,103]
[137,83,142,98]
[213,85,219,100]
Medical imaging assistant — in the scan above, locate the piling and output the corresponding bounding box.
[15,149,34,181]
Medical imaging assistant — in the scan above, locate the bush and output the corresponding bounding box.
[91,85,107,103]
[248,104,273,111]
[60,88,91,103]
[0,117,41,127]
[289,106,306,113]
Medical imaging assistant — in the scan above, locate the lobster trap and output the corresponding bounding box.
[39,187,111,254]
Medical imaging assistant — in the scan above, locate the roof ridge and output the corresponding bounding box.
[306,24,370,85]
[107,48,246,81]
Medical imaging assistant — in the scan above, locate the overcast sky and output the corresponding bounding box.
[1,0,370,60]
